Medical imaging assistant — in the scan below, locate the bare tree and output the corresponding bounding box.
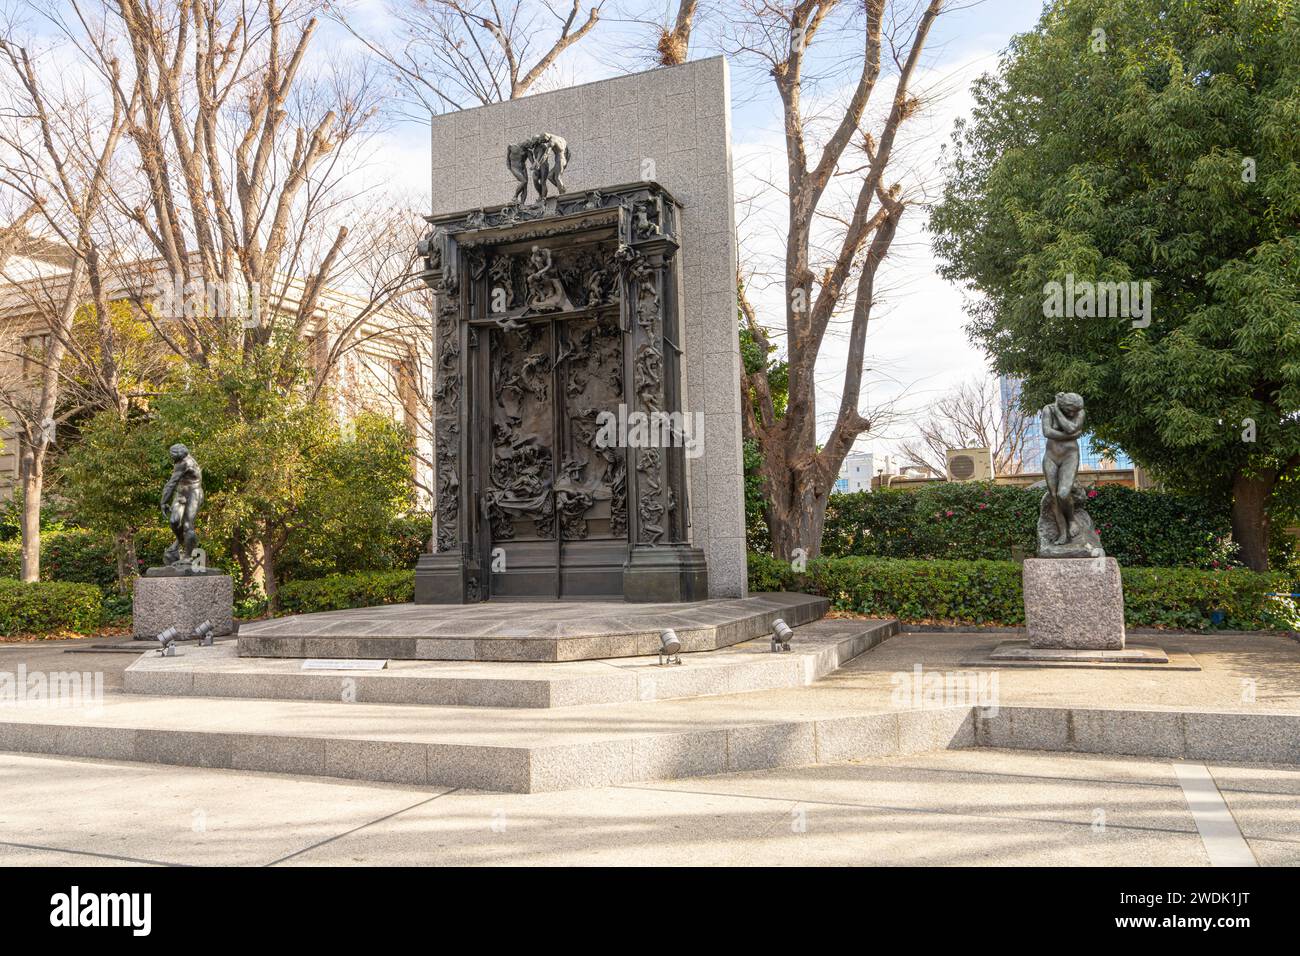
[0,29,128,581]
[332,0,604,113]
[3,0,425,599]
[656,0,698,65]
[727,0,947,558]
[0,201,42,267]
[896,376,1033,478]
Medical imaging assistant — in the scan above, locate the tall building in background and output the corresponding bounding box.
[834,451,874,493]
[998,376,1132,474]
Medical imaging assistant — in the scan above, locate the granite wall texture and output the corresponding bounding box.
[428,56,746,597]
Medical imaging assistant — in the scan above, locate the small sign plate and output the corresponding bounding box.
[301,659,388,671]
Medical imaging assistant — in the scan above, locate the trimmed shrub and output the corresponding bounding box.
[747,553,1297,631]
[1120,567,1298,631]
[816,483,1236,568]
[0,530,116,588]
[0,527,176,591]
[0,579,104,636]
[277,570,414,615]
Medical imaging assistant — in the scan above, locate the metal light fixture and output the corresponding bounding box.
[156,625,180,656]
[193,620,215,646]
[771,618,793,653]
[658,628,683,666]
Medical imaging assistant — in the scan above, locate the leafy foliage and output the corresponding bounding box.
[0,579,104,636]
[134,349,415,602]
[0,528,170,590]
[273,415,420,580]
[276,570,415,614]
[58,413,168,539]
[929,0,1300,566]
[0,491,67,542]
[742,439,771,554]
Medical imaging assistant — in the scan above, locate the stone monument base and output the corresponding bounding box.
[133,573,234,640]
[1023,557,1126,650]
[989,641,1167,664]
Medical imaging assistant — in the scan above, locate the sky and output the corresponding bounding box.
[324,0,1048,465]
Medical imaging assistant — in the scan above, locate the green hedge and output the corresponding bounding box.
[0,520,423,594]
[0,528,171,591]
[816,483,1237,568]
[0,579,104,636]
[748,553,1297,631]
[276,570,415,615]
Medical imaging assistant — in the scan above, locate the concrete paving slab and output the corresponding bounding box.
[1243,838,1300,866]
[824,629,1300,713]
[0,842,150,866]
[0,752,449,866]
[1212,778,1300,844]
[622,748,1200,835]
[275,750,1212,867]
[4,749,1286,866]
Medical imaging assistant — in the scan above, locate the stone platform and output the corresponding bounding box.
[3,626,1299,793]
[130,619,894,707]
[981,640,1189,670]
[237,592,827,662]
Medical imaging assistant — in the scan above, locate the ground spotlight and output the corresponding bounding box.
[193,620,215,646]
[771,618,793,653]
[156,625,180,656]
[658,628,683,666]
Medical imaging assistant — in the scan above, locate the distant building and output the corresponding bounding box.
[0,233,433,503]
[834,451,874,493]
[998,375,1131,474]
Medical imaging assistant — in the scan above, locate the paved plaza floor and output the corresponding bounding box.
[1,628,1296,865]
[0,748,1294,866]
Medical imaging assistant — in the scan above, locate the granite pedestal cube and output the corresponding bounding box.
[1023,557,1126,650]
[133,574,234,640]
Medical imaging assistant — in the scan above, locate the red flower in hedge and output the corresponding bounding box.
[1087,490,1098,498]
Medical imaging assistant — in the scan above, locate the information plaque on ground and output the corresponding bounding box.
[300,659,389,671]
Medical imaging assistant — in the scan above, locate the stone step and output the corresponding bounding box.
[2,695,1295,793]
[0,687,972,793]
[124,619,897,708]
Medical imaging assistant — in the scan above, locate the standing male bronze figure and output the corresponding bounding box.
[161,443,205,570]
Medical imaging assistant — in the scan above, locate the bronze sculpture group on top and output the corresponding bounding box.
[507,133,570,205]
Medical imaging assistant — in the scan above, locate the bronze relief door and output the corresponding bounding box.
[415,181,709,605]
[474,257,629,599]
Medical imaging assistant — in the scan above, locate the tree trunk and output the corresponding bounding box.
[259,533,280,611]
[1231,469,1275,572]
[760,445,831,562]
[243,536,268,597]
[18,448,42,583]
[113,530,138,594]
